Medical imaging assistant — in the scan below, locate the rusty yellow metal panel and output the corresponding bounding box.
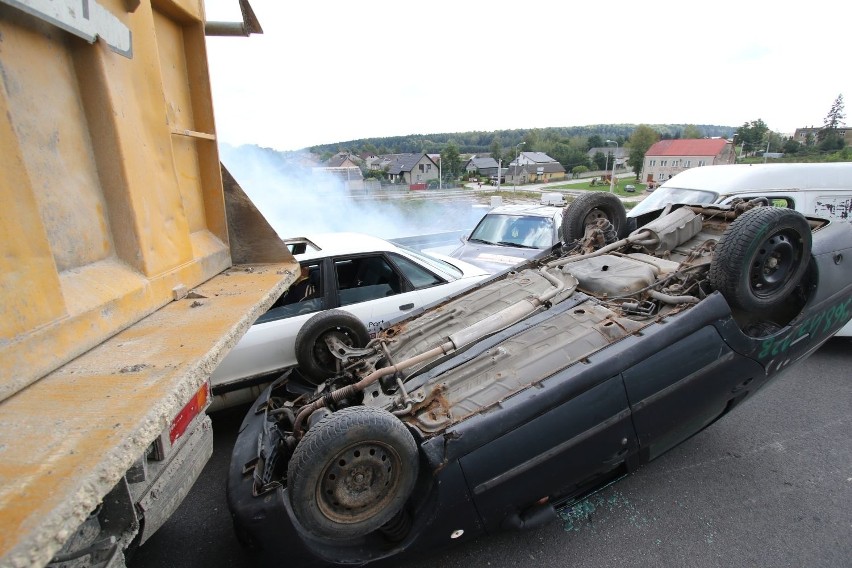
[0,263,297,567]
[0,1,275,401]
[0,0,298,564]
[0,82,66,340]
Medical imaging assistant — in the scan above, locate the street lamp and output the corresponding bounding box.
[605,139,618,193]
[513,142,525,192]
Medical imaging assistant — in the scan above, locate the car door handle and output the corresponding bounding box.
[399,303,414,310]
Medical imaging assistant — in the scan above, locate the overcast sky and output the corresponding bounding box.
[203,0,849,152]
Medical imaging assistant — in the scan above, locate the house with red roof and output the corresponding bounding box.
[642,139,735,188]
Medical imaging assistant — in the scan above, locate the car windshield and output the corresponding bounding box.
[395,244,463,279]
[468,214,554,249]
[629,187,718,217]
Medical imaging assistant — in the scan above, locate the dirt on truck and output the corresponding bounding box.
[0,1,297,566]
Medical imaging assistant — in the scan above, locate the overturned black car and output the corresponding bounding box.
[228,193,852,567]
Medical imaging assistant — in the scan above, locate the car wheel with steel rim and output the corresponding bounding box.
[709,206,812,312]
[562,191,628,241]
[287,406,418,540]
[295,309,370,384]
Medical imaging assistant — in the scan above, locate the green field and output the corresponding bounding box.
[549,177,645,197]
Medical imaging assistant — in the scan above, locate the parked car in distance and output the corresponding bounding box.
[449,193,629,273]
[208,233,489,409]
[228,194,852,567]
[625,184,636,192]
[448,202,564,272]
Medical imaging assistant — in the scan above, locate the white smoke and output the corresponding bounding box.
[218,144,480,241]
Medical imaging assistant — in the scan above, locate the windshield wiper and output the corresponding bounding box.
[496,241,538,249]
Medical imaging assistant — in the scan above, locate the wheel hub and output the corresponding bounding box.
[751,232,797,294]
[313,329,359,373]
[318,442,399,524]
[583,207,609,226]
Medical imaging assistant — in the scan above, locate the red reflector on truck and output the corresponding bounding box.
[169,382,210,444]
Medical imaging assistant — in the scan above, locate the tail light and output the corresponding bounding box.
[169,381,210,444]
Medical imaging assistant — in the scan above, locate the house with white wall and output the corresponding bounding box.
[642,139,735,188]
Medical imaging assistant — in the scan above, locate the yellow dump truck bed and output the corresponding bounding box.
[0,1,296,564]
[0,264,292,566]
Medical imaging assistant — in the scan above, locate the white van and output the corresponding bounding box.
[628,163,852,337]
[629,163,852,221]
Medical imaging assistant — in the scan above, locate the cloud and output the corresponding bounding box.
[727,44,772,63]
[203,0,851,149]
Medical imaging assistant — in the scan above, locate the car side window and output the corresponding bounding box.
[256,261,324,323]
[725,196,794,209]
[335,256,402,306]
[769,197,793,208]
[390,254,443,289]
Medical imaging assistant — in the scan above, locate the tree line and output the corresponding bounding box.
[314,124,735,180]
[734,94,847,157]
[312,94,847,181]
[312,124,733,159]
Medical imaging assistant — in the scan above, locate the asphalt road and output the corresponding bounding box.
[129,337,851,568]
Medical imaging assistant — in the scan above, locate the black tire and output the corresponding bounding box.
[295,309,370,384]
[708,207,812,312]
[562,191,628,241]
[287,406,418,540]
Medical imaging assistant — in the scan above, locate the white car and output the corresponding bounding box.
[448,203,565,273]
[449,193,629,273]
[210,233,489,406]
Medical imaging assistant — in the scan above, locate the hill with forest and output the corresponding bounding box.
[308,124,737,156]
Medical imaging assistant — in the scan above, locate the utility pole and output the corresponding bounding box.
[606,140,618,193]
[496,159,502,192]
[513,142,524,192]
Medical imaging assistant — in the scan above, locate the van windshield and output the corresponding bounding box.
[629,187,718,217]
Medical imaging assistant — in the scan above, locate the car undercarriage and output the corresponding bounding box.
[228,194,852,567]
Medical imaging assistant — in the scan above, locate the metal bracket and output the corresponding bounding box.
[2,0,132,57]
[205,0,263,37]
